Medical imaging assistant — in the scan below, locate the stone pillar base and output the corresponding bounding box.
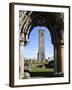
[19,73,24,79]
[54,72,64,77]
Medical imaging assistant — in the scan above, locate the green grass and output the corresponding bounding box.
[29,63,54,72]
[31,68,54,72]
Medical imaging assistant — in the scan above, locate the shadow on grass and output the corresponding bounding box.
[30,72,64,77]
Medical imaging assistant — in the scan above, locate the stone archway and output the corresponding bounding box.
[19,11,64,79]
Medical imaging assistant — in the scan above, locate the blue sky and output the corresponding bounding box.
[24,26,54,59]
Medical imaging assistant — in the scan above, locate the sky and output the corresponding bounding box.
[24,26,54,59]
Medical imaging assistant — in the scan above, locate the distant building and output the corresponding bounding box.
[48,57,54,61]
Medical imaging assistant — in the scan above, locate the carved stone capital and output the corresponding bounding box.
[19,40,24,46]
[53,39,64,47]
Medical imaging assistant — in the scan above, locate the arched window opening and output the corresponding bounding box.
[24,26,54,78]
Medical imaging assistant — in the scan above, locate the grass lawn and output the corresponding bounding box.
[30,63,54,72]
[31,68,54,72]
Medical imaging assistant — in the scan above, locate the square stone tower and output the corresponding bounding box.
[38,30,45,63]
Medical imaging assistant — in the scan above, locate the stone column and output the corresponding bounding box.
[54,44,64,75]
[19,40,24,79]
[56,45,64,74]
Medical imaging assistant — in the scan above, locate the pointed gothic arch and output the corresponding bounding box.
[19,11,64,79]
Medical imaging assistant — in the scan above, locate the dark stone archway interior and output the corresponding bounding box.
[19,11,64,46]
[19,11,64,77]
